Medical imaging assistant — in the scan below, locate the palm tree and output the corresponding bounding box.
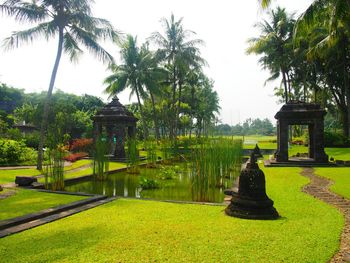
[0,0,119,170]
[104,35,164,140]
[247,7,295,103]
[295,0,350,137]
[150,13,205,139]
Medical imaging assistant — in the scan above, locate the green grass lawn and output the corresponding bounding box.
[0,169,41,184]
[314,167,350,199]
[0,189,86,221]
[0,167,343,262]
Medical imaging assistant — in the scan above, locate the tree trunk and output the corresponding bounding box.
[341,108,349,138]
[150,92,160,140]
[174,81,182,138]
[281,70,289,103]
[37,27,64,170]
[170,66,177,140]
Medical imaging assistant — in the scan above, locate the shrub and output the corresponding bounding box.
[0,139,37,165]
[70,138,93,153]
[64,152,88,162]
[324,131,349,147]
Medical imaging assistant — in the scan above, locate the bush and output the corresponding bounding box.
[24,132,40,149]
[64,152,88,162]
[0,139,37,165]
[70,138,93,153]
[324,131,349,147]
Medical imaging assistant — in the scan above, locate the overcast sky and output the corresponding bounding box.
[0,0,312,125]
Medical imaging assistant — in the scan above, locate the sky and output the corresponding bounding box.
[0,0,313,125]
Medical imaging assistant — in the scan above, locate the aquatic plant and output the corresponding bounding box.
[144,139,157,168]
[159,166,178,180]
[127,137,140,174]
[93,137,109,181]
[139,177,159,189]
[44,145,66,191]
[191,138,242,202]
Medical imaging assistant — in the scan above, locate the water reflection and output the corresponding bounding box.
[65,163,236,203]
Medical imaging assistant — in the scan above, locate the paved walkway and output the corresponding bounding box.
[301,168,350,263]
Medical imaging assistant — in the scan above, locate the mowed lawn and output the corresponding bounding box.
[315,167,350,199]
[0,167,343,262]
[0,189,86,221]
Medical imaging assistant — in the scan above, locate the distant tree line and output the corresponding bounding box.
[0,83,104,149]
[214,118,275,136]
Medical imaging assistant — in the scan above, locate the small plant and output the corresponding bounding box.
[139,177,159,189]
[159,166,178,180]
[93,137,109,181]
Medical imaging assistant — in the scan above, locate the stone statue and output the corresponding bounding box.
[225,144,279,220]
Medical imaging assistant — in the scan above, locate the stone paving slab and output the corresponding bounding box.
[0,197,116,238]
[301,168,350,263]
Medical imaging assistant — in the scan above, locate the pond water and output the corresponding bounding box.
[65,163,237,203]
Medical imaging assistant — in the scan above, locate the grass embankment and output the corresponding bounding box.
[0,189,86,221]
[314,167,350,199]
[0,169,41,184]
[0,167,343,262]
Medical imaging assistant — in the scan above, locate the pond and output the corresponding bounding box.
[65,163,237,203]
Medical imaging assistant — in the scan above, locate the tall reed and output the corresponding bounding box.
[93,137,109,180]
[44,145,66,191]
[191,138,242,202]
[144,139,157,168]
[127,137,140,173]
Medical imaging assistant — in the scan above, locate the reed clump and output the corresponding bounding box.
[191,138,242,202]
[93,137,109,181]
[44,144,66,191]
[127,137,140,174]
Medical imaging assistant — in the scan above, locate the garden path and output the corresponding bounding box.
[301,168,350,263]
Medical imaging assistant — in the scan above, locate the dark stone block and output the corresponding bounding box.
[15,176,37,186]
[0,185,3,192]
[335,160,345,165]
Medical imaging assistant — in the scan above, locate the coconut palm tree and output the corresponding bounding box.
[104,35,165,140]
[247,7,295,103]
[0,0,119,169]
[150,13,205,139]
[295,0,350,137]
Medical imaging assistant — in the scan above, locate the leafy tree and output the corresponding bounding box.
[247,7,296,103]
[150,14,205,139]
[104,35,151,139]
[0,0,119,169]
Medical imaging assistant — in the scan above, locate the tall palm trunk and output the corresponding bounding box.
[170,66,177,140]
[281,70,289,103]
[37,27,64,170]
[174,80,183,138]
[135,85,148,139]
[150,92,160,140]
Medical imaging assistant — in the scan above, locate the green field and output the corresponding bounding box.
[0,167,343,262]
[0,189,86,221]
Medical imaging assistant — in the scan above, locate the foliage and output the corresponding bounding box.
[64,152,88,163]
[158,166,178,180]
[0,139,36,166]
[324,131,349,147]
[70,138,93,153]
[44,145,66,191]
[125,137,140,173]
[93,137,109,181]
[144,139,158,167]
[0,83,24,113]
[191,138,242,201]
[139,177,159,189]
